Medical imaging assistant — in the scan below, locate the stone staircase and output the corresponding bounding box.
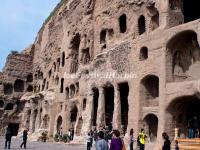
[177,138,200,150]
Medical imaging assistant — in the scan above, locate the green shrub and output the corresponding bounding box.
[54,133,59,142]
[62,134,70,143]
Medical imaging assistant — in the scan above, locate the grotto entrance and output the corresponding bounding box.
[70,105,78,128]
[104,85,114,126]
[119,82,129,133]
[166,30,200,82]
[92,88,99,126]
[8,123,19,136]
[166,95,200,139]
[56,116,62,133]
[143,114,158,142]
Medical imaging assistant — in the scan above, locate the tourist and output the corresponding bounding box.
[138,129,147,150]
[86,133,92,150]
[175,140,179,150]
[4,127,12,149]
[188,116,199,138]
[110,130,123,150]
[108,122,113,132]
[90,130,94,147]
[96,131,109,150]
[129,128,134,150]
[58,127,63,141]
[71,128,74,140]
[162,132,171,150]
[20,129,28,149]
[93,129,98,142]
[68,129,71,140]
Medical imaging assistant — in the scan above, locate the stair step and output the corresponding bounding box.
[179,145,200,150]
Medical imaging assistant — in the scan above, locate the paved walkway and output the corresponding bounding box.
[0,136,95,150]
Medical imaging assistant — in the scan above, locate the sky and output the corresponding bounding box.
[0,0,60,71]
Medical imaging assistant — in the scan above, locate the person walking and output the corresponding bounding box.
[90,130,94,147]
[20,129,28,149]
[96,131,109,150]
[86,133,92,150]
[138,129,147,150]
[110,130,123,150]
[162,132,171,150]
[58,127,63,142]
[4,127,12,149]
[129,128,134,150]
[175,140,179,150]
[71,128,74,140]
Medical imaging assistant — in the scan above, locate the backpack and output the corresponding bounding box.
[137,135,140,146]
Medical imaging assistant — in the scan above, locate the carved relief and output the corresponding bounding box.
[109,42,131,73]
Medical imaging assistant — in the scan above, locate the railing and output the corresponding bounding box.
[175,128,200,150]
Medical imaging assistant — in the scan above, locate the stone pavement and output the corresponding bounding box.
[0,136,95,150]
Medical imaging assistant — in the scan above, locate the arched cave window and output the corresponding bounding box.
[60,78,64,93]
[53,62,56,72]
[27,73,33,82]
[14,79,24,92]
[0,100,4,108]
[119,14,127,33]
[141,75,159,100]
[66,87,69,99]
[70,33,80,73]
[62,52,65,67]
[139,47,148,60]
[80,48,90,65]
[151,12,159,31]
[70,105,78,123]
[5,103,14,110]
[138,15,146,35]
[100,30,106,44]
[4,84,13,95]
[27,85,33,92]
[83,99,87,110]
[57,58,60,72]
[70,84,75,98]
[49,69,52,78]
[166,30,200,82]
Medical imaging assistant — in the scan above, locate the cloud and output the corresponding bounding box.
[0,0,60,70]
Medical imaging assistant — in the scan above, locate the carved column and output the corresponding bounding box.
[81,89,97,135]
[29,110,35,133]
[112,84,121,130]
[22,108,30,129]
[96,87,106,130]
[35,109,41,130]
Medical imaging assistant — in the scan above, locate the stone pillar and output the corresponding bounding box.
[112,84,121,130]
[81,89,94,135]
[22,108,30,129]
[29,110,35,133]
[35,110,41,131]
[96,87,106,130]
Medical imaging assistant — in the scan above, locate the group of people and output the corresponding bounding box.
[188,116,200,138]
[4,127,28,149]
[57,127,74,142]
[4,125,180,150]
[86,128,180,150]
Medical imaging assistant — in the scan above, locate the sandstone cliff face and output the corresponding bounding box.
[1,0,200,149]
